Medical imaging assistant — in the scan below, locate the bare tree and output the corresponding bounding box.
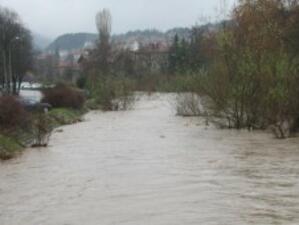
[96,8,112,46]
[95,9,112,74]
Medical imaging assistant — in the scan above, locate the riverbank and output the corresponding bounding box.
[0,108,86,160]
[1,94,299,225]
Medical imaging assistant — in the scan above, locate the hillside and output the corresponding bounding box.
[46,28,192,52]
[47,33,98,52]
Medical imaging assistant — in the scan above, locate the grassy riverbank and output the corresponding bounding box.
[0,135,23,160]
[48,108,86,126]
[0,108,86,160]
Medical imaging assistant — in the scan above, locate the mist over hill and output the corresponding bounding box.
[46,33,98,52]
[33,33,52,50]
[46,27,192,52]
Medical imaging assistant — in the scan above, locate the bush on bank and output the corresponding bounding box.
[0,84,87,160]
[0,96,29,130]
[42,84,86,110]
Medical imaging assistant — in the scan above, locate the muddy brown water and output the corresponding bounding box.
[1,94,299,225]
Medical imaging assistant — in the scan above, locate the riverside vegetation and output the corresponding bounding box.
[2,0,299,159]
[0,8,136,160]
[0,85,86,160]
[166,0,299,139]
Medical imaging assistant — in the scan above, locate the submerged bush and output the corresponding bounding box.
[91,76,136,111]
[42,84,85,109]
[175,93,202,117]
[32,113,52,147]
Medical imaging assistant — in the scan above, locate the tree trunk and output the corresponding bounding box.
[8,47,12,94]
[12,74,17,95]
[2,51,8,94]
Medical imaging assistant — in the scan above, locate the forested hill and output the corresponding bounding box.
[46,28,192,52]
[47,33,98,52]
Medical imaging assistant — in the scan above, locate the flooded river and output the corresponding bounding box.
[1,94,299,225]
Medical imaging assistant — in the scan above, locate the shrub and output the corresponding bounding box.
[0,96,27,130]
[92,76,136,111]
[175,93,202,117]
[42,84,85,109]
[32,113,52,147]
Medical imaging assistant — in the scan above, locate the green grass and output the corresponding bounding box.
[48,108,85,126]
[0,135,22,160]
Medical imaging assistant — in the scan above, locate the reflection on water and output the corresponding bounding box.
[1,94,299,225]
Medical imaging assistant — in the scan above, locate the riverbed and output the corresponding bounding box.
[1,94,299,225]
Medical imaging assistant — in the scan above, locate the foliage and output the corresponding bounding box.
[90,76,136,111]
[42,84,85,109]
[167,0,299,138]
[81,9,136,111]
[0,96,27,130]
[168,26,208,74]
[179,0,299,138]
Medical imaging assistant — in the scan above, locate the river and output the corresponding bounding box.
[1,94,299,225]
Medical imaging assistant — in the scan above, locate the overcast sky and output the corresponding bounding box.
[0,0,236,39]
